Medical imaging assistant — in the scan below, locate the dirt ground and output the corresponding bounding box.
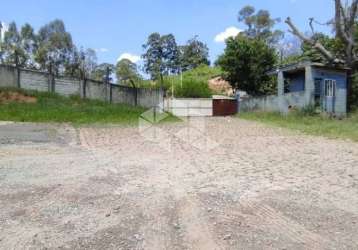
[1,117,358,250]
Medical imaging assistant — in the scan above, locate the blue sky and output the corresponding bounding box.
[1,0,334,66]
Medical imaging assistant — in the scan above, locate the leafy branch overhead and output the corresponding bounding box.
[285,0,358,67]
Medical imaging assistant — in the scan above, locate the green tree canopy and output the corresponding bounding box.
[302,33,345,64]
[116,59,141,86]
[35,19,74,74]
[216,34,277,96]
[91,63,115,82]
[238,5,283,45]
[0,22,27,66]
[180,36,210,71]
[142,32,180,84]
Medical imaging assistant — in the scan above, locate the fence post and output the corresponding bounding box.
[48,62,55,93]
[83,78,87,99]
[105,66,111,103]
[48,63,52,92]
[15,51,21,88]
[109,83,113,104]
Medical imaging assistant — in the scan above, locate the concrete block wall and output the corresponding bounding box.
[137,88,164,108]
[240,95,279,112]
[21,70,49,92]
[85,80,107,101]
[165,98,213,117]
[0,64,165,109]
[112,85,136,106]
[55,76,80,96]
[0,65,17,88]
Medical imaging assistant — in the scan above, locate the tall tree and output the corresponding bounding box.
[91,63,115,82]
[142,33,180,85]
[0,22,27,66]
[180,36,210,71]
[83,48,97,77]
[20,23,38,68]
[65,47,98,78]
[35,19,74,74]
[285,0,358,106]
[116,59,141,86]
[216,34,277,95]
[285,0,357,67]
[238,5,283,45]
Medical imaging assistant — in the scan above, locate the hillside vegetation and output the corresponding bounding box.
[136,65,225,98]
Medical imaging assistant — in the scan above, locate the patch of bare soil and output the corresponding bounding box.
[0,91,37,104]
[0,118,358,249]
[208,77,234,96]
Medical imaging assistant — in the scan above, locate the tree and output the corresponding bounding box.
[301,33,345,63]
[142,33,180,85]
[91,63,115,82]
[180,36,210,71]
[285,1,357,67]
[216,34,277,96]
[285,0,358,107]
[35,19,74,74]
[82,48,97,77]
[238,5,283,45]
[65,47,98,78]
[0,22,27,66]
[20,23,38,68]
[116,59,141,86]
[64,46,81,77]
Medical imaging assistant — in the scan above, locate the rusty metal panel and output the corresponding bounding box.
[213,99,237,116]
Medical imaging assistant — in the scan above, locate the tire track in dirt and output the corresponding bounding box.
[242,200,332,249]
[177,196,225,250]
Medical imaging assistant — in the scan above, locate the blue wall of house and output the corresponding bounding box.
[287,73,305,92]
[312,67,347,115]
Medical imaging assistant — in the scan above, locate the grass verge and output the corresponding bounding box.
[0,87,177,125]
[238,111,358,142]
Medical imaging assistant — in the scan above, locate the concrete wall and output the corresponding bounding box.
[21,69,49,92]
[0,65,17,88]
[240,91,307,113]
[137,88,164,108]
[112,85,136,106]
[164,98,213,117]
[240,95,279,112]
[55,76,80,96]
[0,64,163,109]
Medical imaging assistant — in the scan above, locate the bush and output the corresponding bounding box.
[173,77,212,98]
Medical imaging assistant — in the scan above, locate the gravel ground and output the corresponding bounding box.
[0,117,358,250]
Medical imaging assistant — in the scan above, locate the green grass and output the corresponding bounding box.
[238,111,358,141]
[0,87,149,125]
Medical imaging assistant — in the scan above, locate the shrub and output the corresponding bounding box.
[173,77,212,98]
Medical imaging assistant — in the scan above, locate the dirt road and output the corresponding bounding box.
[1,117,358,249]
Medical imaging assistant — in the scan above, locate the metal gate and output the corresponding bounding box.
[213,97,238,116]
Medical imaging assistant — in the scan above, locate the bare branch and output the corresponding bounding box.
[349,0,358,28]
[335,0,351,44]
[285,17,337,62]
[309,18,315,34]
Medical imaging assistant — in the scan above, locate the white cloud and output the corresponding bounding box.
[96,48,109,53]
[118,53,141,63]
[214,26,243,43]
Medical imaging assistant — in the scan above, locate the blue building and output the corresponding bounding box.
[271,61,348,116]
[240,61,348,116]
